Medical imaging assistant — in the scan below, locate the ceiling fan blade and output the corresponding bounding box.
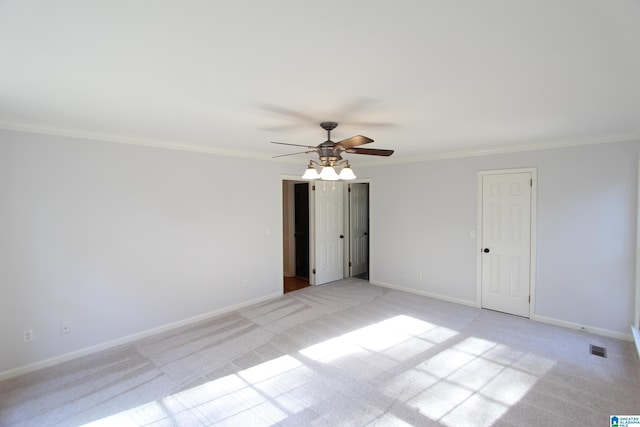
[271,141,317,149]
[262,124,305,131]
[272,150,315,159]
[336,135,374,149]
[348,147,394,156]
[258,104,317,123]
[341,121,396,128]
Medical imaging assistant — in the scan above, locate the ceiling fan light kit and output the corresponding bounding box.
[302,159,356,181]
[271,121,394,181]
[338,163,356,180]
[302,162,321,179]
[319,165,340,181]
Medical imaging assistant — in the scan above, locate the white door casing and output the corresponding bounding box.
[350,183,369,277]
[480,170,535,318]
[314,181,344,285]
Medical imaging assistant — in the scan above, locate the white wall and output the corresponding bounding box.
[0,129,290,376]
[364,140,639,337]
[2,130,637,377]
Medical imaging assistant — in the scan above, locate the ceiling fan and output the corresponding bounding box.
[271,121,394,180]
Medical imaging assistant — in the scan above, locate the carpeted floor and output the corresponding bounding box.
[1,279,639,426]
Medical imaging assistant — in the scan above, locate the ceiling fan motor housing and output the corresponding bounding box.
[320,121,338,132]
[318,141,342,165]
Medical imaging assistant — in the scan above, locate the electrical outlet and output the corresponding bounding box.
[23,329,33,342]
[60,322,71,335]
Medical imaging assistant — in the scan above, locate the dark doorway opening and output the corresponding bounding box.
[294,183,309,279]
[282,180,311,294]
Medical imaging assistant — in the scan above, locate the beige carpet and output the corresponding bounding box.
[1,279,639,426]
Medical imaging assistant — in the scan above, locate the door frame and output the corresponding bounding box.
[281,175,372,287]
[476,168,538,318]
[280,175,312,280]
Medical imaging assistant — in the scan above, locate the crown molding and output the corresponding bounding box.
[356,132,640,168]
[0,120,273,161]
[1,120,638,166]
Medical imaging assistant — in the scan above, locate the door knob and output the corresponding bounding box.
[483,248,490,253]
[340,235,344,239]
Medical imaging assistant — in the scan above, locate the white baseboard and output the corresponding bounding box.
[0,292,282,382]
[370,280,633,342]
[370,280,478,308]
[532,314,633,341]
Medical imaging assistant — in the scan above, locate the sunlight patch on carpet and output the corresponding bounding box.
[79,315,555,426]
[81,355,311,426]
[299,315,441,362]
[398,336,555,426]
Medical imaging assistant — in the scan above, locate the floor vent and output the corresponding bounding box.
[590,344,607,358]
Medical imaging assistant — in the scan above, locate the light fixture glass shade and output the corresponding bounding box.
[302,164,319,179]
[338,165,356,180]
[319,166,339,181]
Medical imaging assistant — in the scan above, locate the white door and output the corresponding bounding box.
[315,181,344,285]
[481,172,532,317]
[349,183,369,277]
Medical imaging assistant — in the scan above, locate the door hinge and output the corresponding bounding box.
[312,185,316,191]
[529,295,531,303]
[348,185,351,192]
[530,178,532,187]
[312,268,316,275]
[349,261,352,267]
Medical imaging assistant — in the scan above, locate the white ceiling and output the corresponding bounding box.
[1,0,639,165]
